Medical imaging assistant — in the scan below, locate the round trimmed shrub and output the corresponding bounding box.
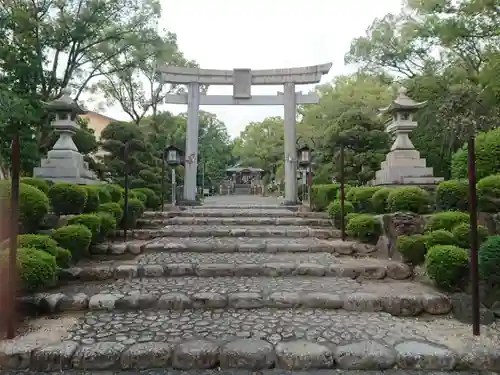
[397,234,428,265]
[131,187,160,210]
[335,184,353,200]
[54,246,72,268]
[346,187,381,213]
[17,247,57,291]
[96,212,117,240]
[99,202,124,223]
[130,190,147,204]
[371,188,392,214]
[451,127,500,180]
[0,181,50,233]
[425,245,469,290]
[478,235,500,285]
[83,186,100,213]
[104,184,124,203]
[477,174,500,213]
[17,234,58,255]
[20,177,49,194]
[424,230,456,248]
[48,183,87,215]
[51,224,92,260]
[436,180,469,212]
[121,198,145,229]
[327,200,354,227]
[94,186,112,205]
[387,187,431,214]
[346,212,361,225]
[452,223,489,249]
[310,184,339,211]
[67,214,102,243]
[425,211,469,232]
[346,214,382,244]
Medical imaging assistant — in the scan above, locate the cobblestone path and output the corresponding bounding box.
[2,196,500,373]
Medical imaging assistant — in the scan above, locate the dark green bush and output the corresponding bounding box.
[51,224,92,260]
[20,177,49,194]
[451,127,500,180]
[93,186,112,204]
[130,189,148,205]
[396,234,428,266]
[346,187,381,213]
[346,212,360,225]
[54,246,72,268]
[96,212,117,240]
[104,184,123,203]
[121,198,145,229]
[83,186,100,213]
[479,235,500,285]
[48,183,87,215]
[477,174,500,213]
[424,230,456,248]
[435,180,469,212]
[452,223,489,249]
[99,202,124,223]
[129,178,148,189]
[327,200,354,227]
[131,187,160,210]
[346,214,381,244]
[335,184,353,199]
[17,234,58,255]
[387,187,431,214]
[425,245,469,290]
[425,211,470,232]
[310,184,339,211]
[371,187,392,214]
[67,214,102,243]
[17,247,57,291]
[0,181,50,233]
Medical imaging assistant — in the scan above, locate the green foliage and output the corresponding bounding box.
[130,189,148,204]
[20,178,49,194]
[121,198,145,229]
[452,223,489,249]
[17,234,58,255]
[425,245,469,290]
[435,180,469,212]
[83,186,100,213]
[99,202,124,223]
[48,183,87,215]
[0,181,50,233]
[310,184,339,211]
[346,187,381,213]
[96,212,117,241]
[17,248,57,292]
[51,224,92,260]
[131,187,160,210]
[54,247,72,268]
[371,187,392,214]
[93,186,112,205]
[67,214,102,244]
[477,174,500,213]
[346,214,382,243]
[479,236,500,285]
[396,234,428,265]
[387,187,431,214]
[327,200,354,227]
[425,211,470,232]
[424,230,456,248]
[104,184,124,203]
[452,128,500,181]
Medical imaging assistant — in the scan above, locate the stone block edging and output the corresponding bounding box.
[60,261,413,281]
[0,337,496,371]
[19,290,452,317]
[137,217,334,227]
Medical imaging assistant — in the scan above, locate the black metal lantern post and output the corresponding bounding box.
[122,142,132,241]
[297,144,312,204]
[165,145,184,206]
[339,142,346,241]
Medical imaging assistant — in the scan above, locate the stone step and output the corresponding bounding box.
[25,276,451,317]
[138,216,333,228]
[61,258,412,281]
[143,210,329,218]
[5,309,499,372]
[97,238,377,257]
[116,226,337,240]
[193,204,298,210]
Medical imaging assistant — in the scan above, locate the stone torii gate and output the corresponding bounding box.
[156,63,332,205]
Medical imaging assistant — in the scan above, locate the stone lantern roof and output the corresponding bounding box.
[379,87,427,114]
[43,88,86,115]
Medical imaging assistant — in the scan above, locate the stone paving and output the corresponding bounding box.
[1,371,498,375]
[158,217,333,226]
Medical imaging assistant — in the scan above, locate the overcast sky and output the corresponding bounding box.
[103,0,403,138]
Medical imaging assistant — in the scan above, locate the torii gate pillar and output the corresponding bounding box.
[156,63,332,205]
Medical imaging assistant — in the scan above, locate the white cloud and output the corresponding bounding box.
[103,0,403,138]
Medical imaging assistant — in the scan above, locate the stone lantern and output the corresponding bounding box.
[33,88,101,184]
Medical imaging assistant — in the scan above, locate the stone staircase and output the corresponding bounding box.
[3,196,500,373]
